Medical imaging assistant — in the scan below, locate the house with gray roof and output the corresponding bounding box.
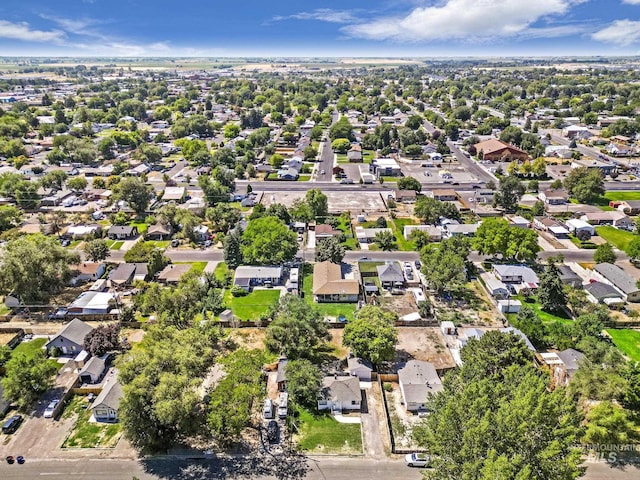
[276,357,287,392]
[585,281,624,305]
[234,266,283,291]
[398,360,442,412]
[45,318,94,355]
[0,384,11,417]
[377,262,405,289]
[493,264,539,287]
[558,265,582,288]
[79,356,107,384]
[317,375,362,414]
[108,263,137,286]
[107,225,138,240]
[348,357,373,382]
[91,374,124,422]
[593,263,640,302]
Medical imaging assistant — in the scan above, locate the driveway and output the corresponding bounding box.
[360,382,388,458]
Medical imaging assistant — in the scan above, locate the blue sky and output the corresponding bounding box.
[0,0,639,56]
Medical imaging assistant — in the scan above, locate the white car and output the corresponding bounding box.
[405,453,431,467]
[43,399,60,419]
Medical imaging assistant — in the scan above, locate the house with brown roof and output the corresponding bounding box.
[71,262,106,285]
[431,189,458,202]
[395,190,417,203]
[312,261,360,303]
[157,264,192,284]
[146,223,174,240]
[347,144,362,162]
[315,224,342,240]
[475,139,529,162]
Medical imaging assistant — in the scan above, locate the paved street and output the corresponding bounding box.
[316,138,334,182]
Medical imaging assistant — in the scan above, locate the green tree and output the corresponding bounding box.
[265,295,329,360]
[223,123,240,139]
[40,169,67,191]
[397,176,422,192]
[593,242,616,264]
[223,228,243,269]
[116,177,151,216]
[205,204,241,233]
[66,176,88,192]
[626,236,640,262]
[420,239,468,293]
[563,166,605,203]
[414,196,459,224]
[331,138,351,153]
[583,401,636,446]
[241,216,297,265]
[2,351,58,409]
[493,175,525,213]
[0,234,79,302]
[329,116,354,141]
[0,205,22,232]
[473,218,540,261]
[513,305,547,349]
[537,263,567,314]
[286,359,323,409]
[342,306,398,367]
[373,230,396,251]
[83,239,111,263]
[414,332,583,480]
[315,237,345,263]
[305,189,329,221]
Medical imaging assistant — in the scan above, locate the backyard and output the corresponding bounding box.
[390,218,419,251]
[61,395,123,448]
[223,289,281,321]
[12,338,60,371]
[606,328,640,362]
[596,226,636,251]
[302,267,358,321]
[293,408,362,454]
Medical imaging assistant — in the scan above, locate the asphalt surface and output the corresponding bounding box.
[316,138,334,182]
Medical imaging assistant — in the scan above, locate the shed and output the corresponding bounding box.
[347,357,373,381]
[79,356,107,384]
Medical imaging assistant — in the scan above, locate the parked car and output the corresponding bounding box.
[203,239,212,248]
[48,308,68,320]
[43,400,60,419]
[277,392,288,419]
[266,420,279,443]
[2,415,23,434]
[405,453,431,467]
[170,239,180,248]
[415,260,422,269]
[263,399,274,419]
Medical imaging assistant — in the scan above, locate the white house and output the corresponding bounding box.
[91,374,123,422]
[398,360,442,412]
[565,219,595,236]
[317,376,362,414]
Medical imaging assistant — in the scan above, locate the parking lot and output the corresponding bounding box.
[260,190,388,215]
[399,161,480,184]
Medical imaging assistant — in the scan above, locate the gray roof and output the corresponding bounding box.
[276,358,288,384]
[92,376,124,411]
[234,266,282,280]
[46,318,94,348]
[594,263,639,295]
[320,376,361,404]
[347,357,373,373]
[376,262,404,282]
[79,356,106,379]
[558,265,581,282]
[493,264,539,284]
[108,225,136,235]
[108,263,136,284]
[557,348,585,372]
[398,360,443,404]
[585,281,621,301]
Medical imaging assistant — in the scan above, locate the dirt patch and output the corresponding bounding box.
[0,332,17,346]
[380,292,418,318]
[229,328,267,350]
[328,329,349,358]
[395,327,455,370]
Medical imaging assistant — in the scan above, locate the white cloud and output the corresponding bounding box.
[622,0,640,4]
[592,19,640,46]
[343,0,582,42]
[272,9,358,24]
[0,20,64,43]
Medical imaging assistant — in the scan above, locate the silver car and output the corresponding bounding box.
[43,399,60,418]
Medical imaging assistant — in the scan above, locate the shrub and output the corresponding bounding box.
[231,285,248,297]
[383,382,392,392]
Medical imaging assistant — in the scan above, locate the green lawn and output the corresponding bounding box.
[189,262,208,275]
[62,396,122,448]
[337,154,349,163]
[606,329,640,362]
[390,218,418,251]
[105,240,123,250]
[596,226,636,251]
[12,338,60,371]
[224,289,281,321]
[336,216,359,250]
[513,296,573,324]
[380,176,399,183]
[295,408,362,454]
[129,221,148,234]
[214,262,230,283]
[66,240,81,249]
[604,191,640,202]
[298,175,311,181]
[358,261,384,274]
[144,240,170,249]
[302,270,357,321]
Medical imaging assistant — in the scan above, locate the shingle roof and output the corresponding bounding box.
[376,262,404,282]
[46,318,94,348]
[557,348,585,371]
[108,225,136,235]
[398,360,443,404]
[313,262,359,295]
[79,356,106,379]
[594,263,639,295]
[320,376,361,404]
[92,375,124,411]
[585,281,621,301]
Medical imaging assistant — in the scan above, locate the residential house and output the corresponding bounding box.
[431,189,458,202]
[442,223,479,238]
[558,265,582,288]
[146,223,173,240]
[457,328,486,349]
[508,215,530,228]
[355,227,392,244]
[562,125,592,139]
[79,356,107,384]
[593,263,640,302]
[347,144,362,162]
[542,348,585,386]
[314,224,341,240]
[534,217,569,238]
[132,263,148,282]
[377,262,405,289]
[157,264,192,284]
[107,225,138,240]
[91,375,124,422]
[67,291,116,315]
[317,375,362,414]
[493,265,539,288]
[71,262,106,285]
[571,158,616,176]
[539,189,569,205]
[162,186,186,202]
[67,224,102,238]
[616,200,640,216]
[585,281,624,305]
[193,225,210,242]
[403,225,442,242]
[581,211,633,230]
[398,360,443,412]
[108,263,137,286]
[565,219,595,236]
[480,273,509,299]
[474,139,529,162]
[395,190,417,203]
[45,318,94,355]
[312,262,360,303]
[348,357,373,382]
[276,167,299,180]
[233,266,283,291]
